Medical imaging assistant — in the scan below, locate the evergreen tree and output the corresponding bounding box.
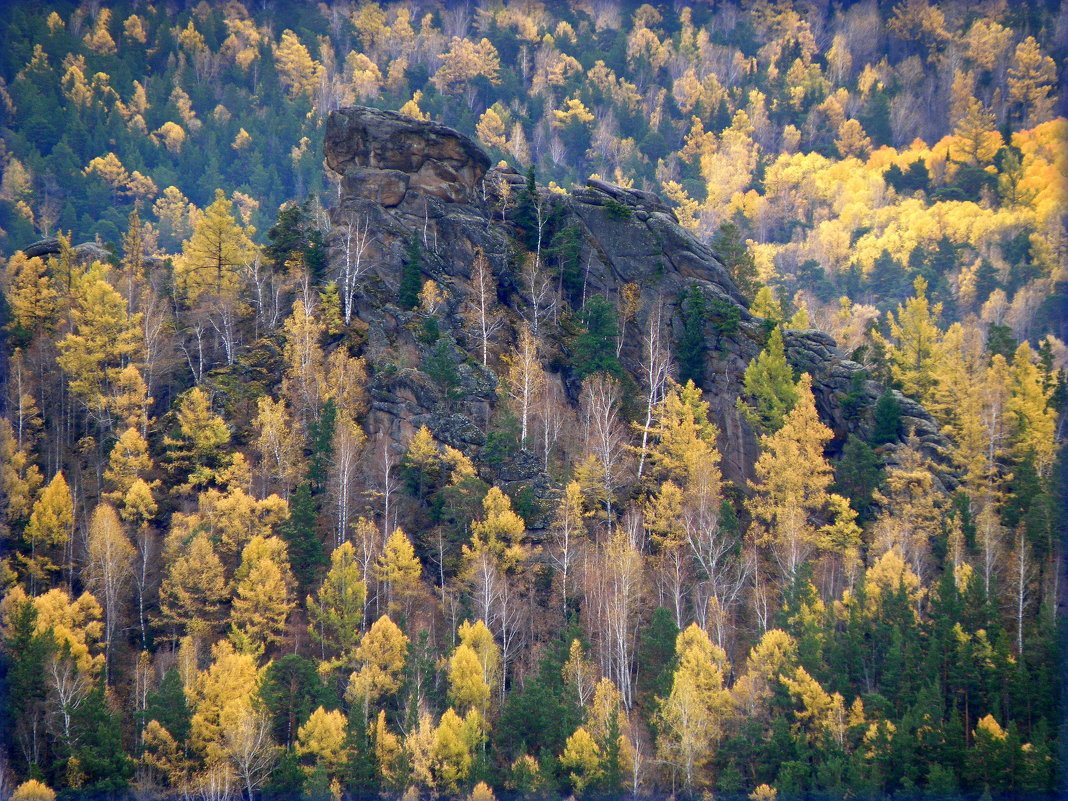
[399,236,423,310]
[266,199,326,278]
[514,165,540,250]
[711,221,759,300]
[261,654,332,748]
[571,295,622,379]
[870,389,902,445]
[69,679,133,796]
[281,482,327,595]
[307,399,337,492]
[834,435,884,522]
[635,607,680,721]
[143,668,191,744]
[676,283,707,387]
[0,598,52,777]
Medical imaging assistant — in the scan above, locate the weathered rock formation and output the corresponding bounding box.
[325,107,491,206]
[324,106,955,505]
[20,237,113,264]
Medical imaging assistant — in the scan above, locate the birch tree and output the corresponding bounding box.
[501,323,545,447]
[335,212,373,324]
[85,503,135,681]
[463,248,504,367]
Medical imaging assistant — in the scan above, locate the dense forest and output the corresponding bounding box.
[0,2,1065,801]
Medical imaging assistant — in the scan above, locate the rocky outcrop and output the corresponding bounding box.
[20,237,113,264]
[325,107,491,207]
[324,106,956,501]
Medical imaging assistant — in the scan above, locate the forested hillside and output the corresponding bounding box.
[0,2,1065,801]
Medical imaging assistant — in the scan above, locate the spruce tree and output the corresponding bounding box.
[399,236,423,310]
[307,399,337,492]
[870,389,902,445]
[261,655,332,748]
[711,221,759,300]
[143,668,191,743]
[676,283,707,387]
[282,482,327,595]
[571,295,622,378]
[834,435,884,522]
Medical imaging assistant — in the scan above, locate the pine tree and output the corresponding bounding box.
[282,482,326,596]
[676,283,707,387]
[635,607,680,718]
[143,668,191,743]
[69,678,133,795]
[307,399,337,492]
[711,221,759,299]
[870,389,903,445]
[260,655,329,748]
[399,236,423,310]
[571,295,622,379]
[834,435,884,522]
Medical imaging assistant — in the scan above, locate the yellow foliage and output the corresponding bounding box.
[399,90,429,121]
[124,15,147,44]
[476,107,507,151]
[448,642,491,714]
[84,9,117,55]
[154,122,186,155]
[175,189,256,302]
[348,615,408,706]
[296,706,348,772]
[232,128,252,150]
[432,38,501,94]
[11,780,56,801]
[3,585,104,674]
[975,713,1007,741]
[560,727,602,795]
[553,97,595,129]
[460,618,501,689]
[230,536,295,651]
[376,528,421,612]
[187,640,260,760]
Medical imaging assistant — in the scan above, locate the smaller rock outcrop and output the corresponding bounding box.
[19,237,111,264]
[325,107,491,207]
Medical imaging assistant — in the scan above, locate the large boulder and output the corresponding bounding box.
[325,107,491,207]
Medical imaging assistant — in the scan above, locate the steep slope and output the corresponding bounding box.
[324,106,951,494]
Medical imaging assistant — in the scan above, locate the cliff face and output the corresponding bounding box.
[324,106,952,497]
